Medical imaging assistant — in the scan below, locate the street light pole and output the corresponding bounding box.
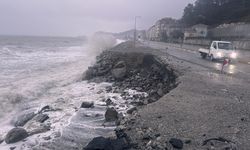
[134,16,141,47]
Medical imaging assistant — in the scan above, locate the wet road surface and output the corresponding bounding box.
[145,41,250,79]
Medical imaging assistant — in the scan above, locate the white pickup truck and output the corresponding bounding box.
[199,41,237,61]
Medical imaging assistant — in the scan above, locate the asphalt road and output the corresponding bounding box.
[144,41,250,80]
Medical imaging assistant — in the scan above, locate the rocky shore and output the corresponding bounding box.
[2,41,246,150]
[0,41,178,150]
[82,42,178,149]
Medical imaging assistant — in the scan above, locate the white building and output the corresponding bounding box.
[147,18,182,41]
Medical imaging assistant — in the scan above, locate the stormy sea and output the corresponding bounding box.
[0,35,122,149]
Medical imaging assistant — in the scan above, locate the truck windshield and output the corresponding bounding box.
[218,43,233,50]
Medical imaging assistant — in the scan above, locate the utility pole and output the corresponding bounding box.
[134,16,141,47]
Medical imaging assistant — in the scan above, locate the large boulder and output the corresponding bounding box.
[81,101,94,108]
[110,137,129,150]
[105,108,118,122]
[83,137,129,150]
[111,61,126,80]
[169,138,184,149]
[13,110,36,127]
[5,128,29,144]
[83,137,112,150]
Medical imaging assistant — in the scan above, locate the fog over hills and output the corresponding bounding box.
[0,0,195,36]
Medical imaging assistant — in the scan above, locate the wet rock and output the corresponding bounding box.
[112,68,126,79]
[83,136,113,150]
[83,137,129,150]
[115,127,127,139]
[169,138,183,149]
[34,114,49,123]
[155,133,161,137]
[51,131,61,138]
[157,88,164,97]
[43,136,51,141]
[112,61,126,79]
[5,128,29,144]
[143,99,149,105]
[143,133,153,141]
[0,136,3,144]
[105,98,113,106]
[105,108,118,122]
[150,63,158,70]
[97,90,104,94]
[97,67,111,76]
[184,139,191,144]
[39,105,50,113]
[202,137,232,146]
[148,98,157,103]
[157,115,162,119]
[105,86,112,92]
[38,105,61,113]
[202,137,236,150]
[127,107,137,114]
[110,137,129,150]
[84,68,93,80]
[10,146,16,150]
[24,121,50,136]
[13,110,36,127]
[241,117,246,122]
[81,101,94,108]
[114,61,126,68]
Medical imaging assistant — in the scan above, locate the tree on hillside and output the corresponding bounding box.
[181,0,250,27]
[170,30,184,40]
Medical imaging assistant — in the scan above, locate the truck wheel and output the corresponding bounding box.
[210,55,215,61]
[201,53,207,59]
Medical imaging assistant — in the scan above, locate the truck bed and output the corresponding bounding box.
[199,48,209,54]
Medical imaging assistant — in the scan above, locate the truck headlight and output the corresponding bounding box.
[231,52,237,59]
[216,52,222,57]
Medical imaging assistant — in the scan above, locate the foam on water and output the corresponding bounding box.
[0,35,124,149]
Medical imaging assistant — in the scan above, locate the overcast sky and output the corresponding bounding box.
[0,0,195,36]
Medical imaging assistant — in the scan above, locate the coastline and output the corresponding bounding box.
[0,41,178,150]
[1,41,250,150]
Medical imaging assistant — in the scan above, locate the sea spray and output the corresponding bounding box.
[0,35,118,150]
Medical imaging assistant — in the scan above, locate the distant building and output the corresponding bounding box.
[147,18,183,41]
[184,24,208,39]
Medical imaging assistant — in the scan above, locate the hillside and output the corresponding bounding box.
[181,0,250,27]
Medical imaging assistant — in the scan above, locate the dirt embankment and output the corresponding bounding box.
[82,42,178,150]
[84,51,177,104]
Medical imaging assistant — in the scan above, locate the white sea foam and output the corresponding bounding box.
[0,35,124,149]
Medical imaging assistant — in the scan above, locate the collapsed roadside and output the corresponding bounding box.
[82,41,178,150]
[83,41,250,150]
